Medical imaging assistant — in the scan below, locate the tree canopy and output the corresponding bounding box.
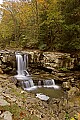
[0,0,80,52]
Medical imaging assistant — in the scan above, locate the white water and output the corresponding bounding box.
[38,80,42,88]
[16,54,24,75]
[15,53,29,80]
[43,79,60,89]
[14,52,37,91]
[14,52,59,91]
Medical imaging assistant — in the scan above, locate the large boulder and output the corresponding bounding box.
[0,50,16,74]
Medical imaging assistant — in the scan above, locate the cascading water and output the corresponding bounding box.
[14,51,60,93]
[43,79,60,89]
[13,51,63,100]
[14,52,37,91]
[15,52,29,80]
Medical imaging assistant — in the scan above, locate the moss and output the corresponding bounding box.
[65,112,79,120]
[65,113,70,120]
[0,87,39,120]
[58,67,70,72]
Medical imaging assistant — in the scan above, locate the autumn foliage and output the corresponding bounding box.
[0,0,80,52]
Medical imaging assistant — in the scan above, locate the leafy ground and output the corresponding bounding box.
[0,74,40,120]
[0,74,80,120]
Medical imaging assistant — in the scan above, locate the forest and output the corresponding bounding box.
[0,1,80,120]
[0,0,80,52]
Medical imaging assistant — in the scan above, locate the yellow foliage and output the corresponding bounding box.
[70,118,75,120]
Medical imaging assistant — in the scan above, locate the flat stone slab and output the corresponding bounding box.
[36,93,49,101]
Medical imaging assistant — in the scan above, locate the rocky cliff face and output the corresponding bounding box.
[0,50,16,74]
[0,50,80,120]
[0,50,79,74]
[0,69,80,120]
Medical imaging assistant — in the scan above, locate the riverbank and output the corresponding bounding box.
[0,74,80,120]
[0,49,80,120]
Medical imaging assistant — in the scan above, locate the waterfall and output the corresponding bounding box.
[26,54,28,70]
[14,52,37,91]
[16,54,24,75]
[38,80,42,88]
[15,53,28,79]
[14,52,59,91]
[44,79,59,89]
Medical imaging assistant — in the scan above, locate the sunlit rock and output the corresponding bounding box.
[0,96,10,106]
[36,93,49,101]
[0,111,12,120]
